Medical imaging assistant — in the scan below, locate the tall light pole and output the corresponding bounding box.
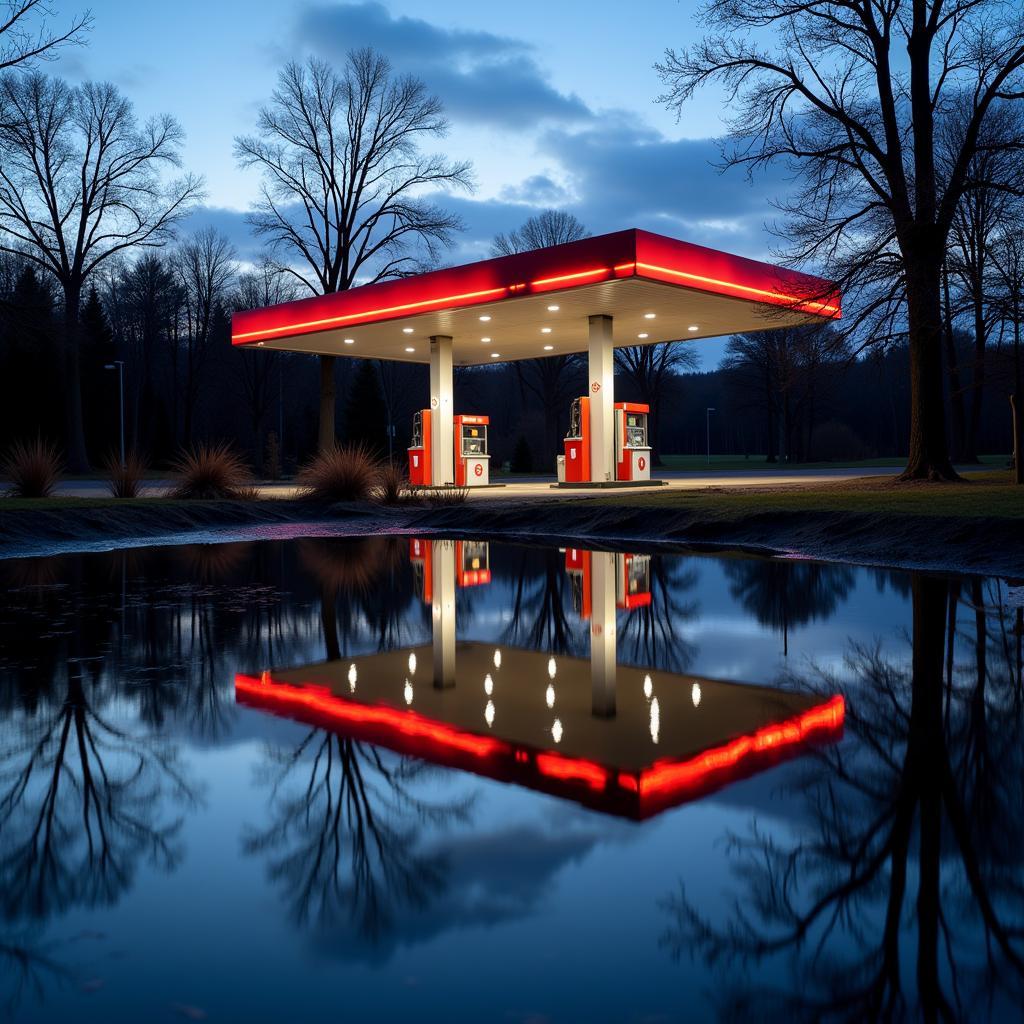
[706,407,716,466]
[104,360,125,467]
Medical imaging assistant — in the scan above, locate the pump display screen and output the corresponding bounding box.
[625,412,647,448]
[461,424,487,455]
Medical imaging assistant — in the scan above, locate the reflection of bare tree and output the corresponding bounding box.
[725,559,855,655]
[245,732,472,941]
[662,575,1024,1020]
[502,547,583,655]
[0,931,73,1016]
[0,666,197,924]
[617,557,699,672]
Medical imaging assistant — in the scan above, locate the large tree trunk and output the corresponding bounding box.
[62,283,90,472]
[1013,312,1022,485]
[942,264,969,461]
[318,354,336,452]
[900,259,959,481]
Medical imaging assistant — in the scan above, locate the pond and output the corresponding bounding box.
[1,535,1022,1023]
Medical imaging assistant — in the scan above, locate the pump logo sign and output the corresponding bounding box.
[591,381,601,393]
[638,456,647,471]
[474,463,484,478]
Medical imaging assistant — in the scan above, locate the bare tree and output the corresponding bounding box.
[491,210,589,459]
[657,2,1024,481]
[174,227,236,446]
[0,73,202,469]
[615,342,698,462]
[0,1,89,74]
[491,209,588,258]
[235,50,472,452]
[232,259,300,467]
[990,209,1024,484]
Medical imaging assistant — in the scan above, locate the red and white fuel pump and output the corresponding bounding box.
[558,398,652,483]
[563,547,652,616]
[408,411,490,487]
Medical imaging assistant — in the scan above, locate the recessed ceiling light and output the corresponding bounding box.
[541,327,552,334]
[490,352,500,358]
[479,315,491,322]
[543,344,554,351]
[257,342,264,347]
[644,312,656,319]
[481,337,491,343]
[402,327,414,334]
[547,304,560,312]
[404,346,415,353]
[638,332,649,339]
[343,338,355,345]
[688,324,700,332]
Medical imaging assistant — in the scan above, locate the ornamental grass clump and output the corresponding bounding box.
[376,461,412,505]
[296,444,380,503]
[426,485,470,506]
[104,450,148,498]
[169,443,252,499]
[2,438,62,497]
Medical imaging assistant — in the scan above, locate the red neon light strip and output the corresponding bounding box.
[530,267,613,288]
[628,694,845,798]
[634,262,841,315]
[234,286,510,342]
[235,674,505,758]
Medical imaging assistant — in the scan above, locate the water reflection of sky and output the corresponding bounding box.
[1,539,1021,1023]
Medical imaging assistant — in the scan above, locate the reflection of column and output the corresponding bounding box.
[588,314,614,482]
[590,550,617,717]
[432,539,456,688]
[429,335,454,486]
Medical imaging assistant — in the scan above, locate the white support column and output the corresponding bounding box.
[589,550,617,717]
[431,540,456,688]
[588,315,614,482]
[429,335,454,486]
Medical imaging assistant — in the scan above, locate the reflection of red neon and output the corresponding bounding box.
[628,694,845,798]
[236,673,844,818]
[235,674,505,758]
[535,753,609,790]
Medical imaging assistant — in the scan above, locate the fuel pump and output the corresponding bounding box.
[454,415,489,486]
[410,537,491,602]
[560,397,591,483]
[455,540,491,586]
[615,553,652,609]
[408,410,431,486]
[614,403,652,481]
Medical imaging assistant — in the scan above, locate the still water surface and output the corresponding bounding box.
[0,536,1022,1023]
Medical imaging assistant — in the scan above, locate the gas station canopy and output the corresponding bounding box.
[230,228,840,364]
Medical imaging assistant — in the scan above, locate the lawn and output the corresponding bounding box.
[582,470,1024,520]
[657,453,1009,473]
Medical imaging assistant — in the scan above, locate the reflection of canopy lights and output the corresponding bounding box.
[545,684,555,709]
[485,700,495,728]
[692,682,702,707]
[408,652,417,676]
[547,657,557,680]
[643,674,653,700]
[484,673,493,696]
[551,718,563,744]
[493,649,502,669]
[348,663,357,692]
[404,679,413,705]
[650,697,660,744]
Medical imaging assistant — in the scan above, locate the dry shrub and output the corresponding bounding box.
[2,438,62,497]
[376,461,412,505]
[169,443,252,499]
[296,444,380,503]
[426,485,470,506]
[104,450,147,498]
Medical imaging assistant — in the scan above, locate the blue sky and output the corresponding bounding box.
[54,0,790,368]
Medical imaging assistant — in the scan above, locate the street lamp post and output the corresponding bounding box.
[104,360,125,467]
[706,407,716,466]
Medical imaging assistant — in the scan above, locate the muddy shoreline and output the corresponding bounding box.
[0,498,1020,577]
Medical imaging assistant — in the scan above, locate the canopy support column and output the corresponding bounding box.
[590,550,617,717]
[432,540,456,688]
[588,315,614,482]
[429,335,454,486]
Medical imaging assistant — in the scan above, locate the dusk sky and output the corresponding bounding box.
[54,0,791,367]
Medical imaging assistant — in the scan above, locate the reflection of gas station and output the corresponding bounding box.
[232,229,840,487]
[237,542,844,819]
